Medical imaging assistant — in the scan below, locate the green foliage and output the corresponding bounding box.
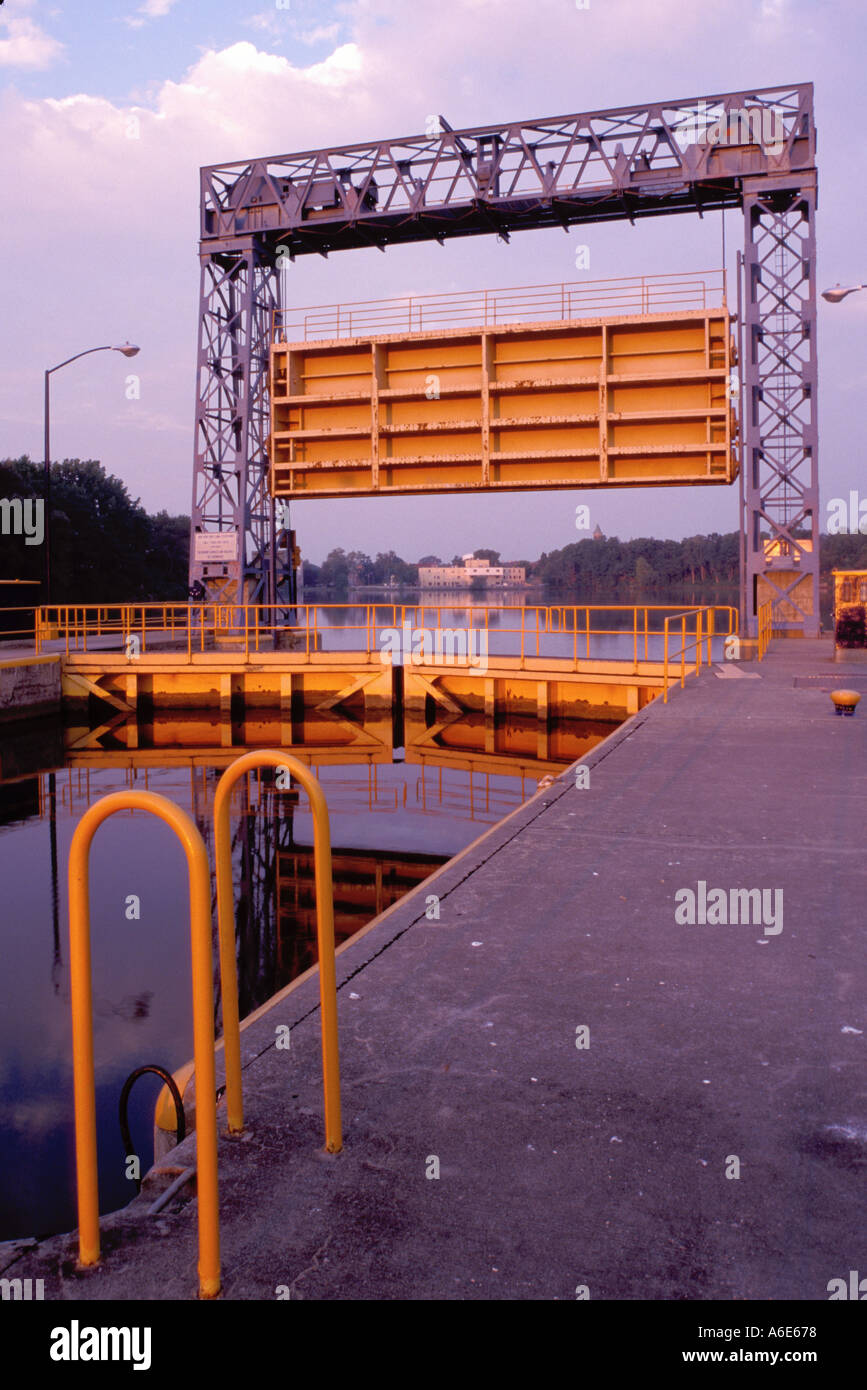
[313,547,419,589]
[821,531,867,572]
[8,452,866,608]
[531,531,867,591]
[0,456,189,602]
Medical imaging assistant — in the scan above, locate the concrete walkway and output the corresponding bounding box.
[4,640,866,1300]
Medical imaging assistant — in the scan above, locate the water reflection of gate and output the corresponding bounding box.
[3,700,620,1016]
[274,845,446,981]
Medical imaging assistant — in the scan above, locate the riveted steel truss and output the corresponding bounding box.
[741,178,819,635]
[190,83,818,628]
[191,245,286,605]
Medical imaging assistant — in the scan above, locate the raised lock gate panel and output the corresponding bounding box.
[269,310,737,499]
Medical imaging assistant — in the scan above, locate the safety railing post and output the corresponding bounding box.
[663,616,670,701]
[214,751,342,1152]
[67,791,220,1299]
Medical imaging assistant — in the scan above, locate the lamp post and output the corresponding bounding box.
[43,342,140,602]
[821,284,866,304]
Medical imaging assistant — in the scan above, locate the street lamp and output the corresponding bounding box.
[821,284,866,304]
[43,343,140,602]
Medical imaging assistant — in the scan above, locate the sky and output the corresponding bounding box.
[1,0,865,565]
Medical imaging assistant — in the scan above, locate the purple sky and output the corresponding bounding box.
[1,0,865,563]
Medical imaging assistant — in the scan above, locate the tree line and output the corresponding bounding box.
[0,457,189,603]
[3,456,865,603]
[306,533,867,592]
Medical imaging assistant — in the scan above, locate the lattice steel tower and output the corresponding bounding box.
[190,85,818,636]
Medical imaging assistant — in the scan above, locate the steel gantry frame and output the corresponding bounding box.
[190,83,818,635]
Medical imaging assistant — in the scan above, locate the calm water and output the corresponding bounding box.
[0,700,614,1240]
[295,595,740,663]
[0,592,743,1240]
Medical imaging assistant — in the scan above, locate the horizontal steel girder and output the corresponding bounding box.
[200,85,815,258]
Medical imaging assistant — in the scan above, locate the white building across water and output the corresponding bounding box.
[418,554,526,589]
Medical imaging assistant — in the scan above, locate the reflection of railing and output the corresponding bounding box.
[67,791,222,1299]
[31,757,560,836]
[273,270,727,343]
[412,765,534,822]
[35,602,739,670]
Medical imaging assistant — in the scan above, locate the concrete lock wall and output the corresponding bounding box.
[0,657,61,722]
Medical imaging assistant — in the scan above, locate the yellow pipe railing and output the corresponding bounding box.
[213,750,342,1152]
[757,600,774,660]
[0,605,38,644]
[34,601,740,668]
[68,791,221,1299]
[662,605,734,703]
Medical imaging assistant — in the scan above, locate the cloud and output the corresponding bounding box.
[0,28,379,511]
[6,1093,67,1143]
[0,12,64,69]
[0,0,862,557]
[297,24,342,46]
[126,0,180,29]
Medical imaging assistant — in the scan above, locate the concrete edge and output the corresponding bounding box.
[0,654,59,669]
[177,674,685,1090]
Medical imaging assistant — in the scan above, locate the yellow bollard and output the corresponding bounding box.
[214,751,342,1153]
[68,791,220,1299]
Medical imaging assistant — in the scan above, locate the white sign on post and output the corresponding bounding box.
[194,533,238,562]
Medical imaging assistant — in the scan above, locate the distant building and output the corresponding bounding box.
[418,555,526,588]
[593,524,605,541]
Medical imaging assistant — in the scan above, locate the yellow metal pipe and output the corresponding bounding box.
[68,790,220,1298]
[48,600,742,653]
[213,750,342,1152]
[663,616,670,702]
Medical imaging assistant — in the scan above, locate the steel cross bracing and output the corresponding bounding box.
[191,249,285,606]
[741,179,818,635]
[190,84,818,634]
